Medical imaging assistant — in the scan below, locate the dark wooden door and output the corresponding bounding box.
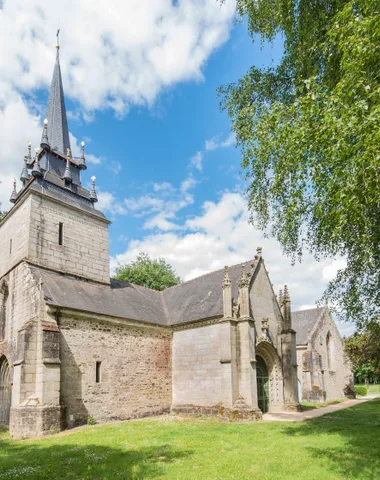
[256,356,270,413]
[0,356,11,425]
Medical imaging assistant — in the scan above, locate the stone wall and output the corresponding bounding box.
[296,310,352,401]
[250,263,283,348]
[0,263,41,401]
[28,194,110,284]
[0,196,31,279]
[58,316,172,426]
[172,323,223,407]
[0,192,110,285]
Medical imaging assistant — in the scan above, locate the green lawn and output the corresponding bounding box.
[1,399,379,480]
[367,384,380,394]
[300,399,346,411]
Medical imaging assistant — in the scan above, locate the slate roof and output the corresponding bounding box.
[32,268,167,326]
[292,307,327,345]
[14,174,107,221]
[162,260,254,325]
[45,49,71,155]
[31,260,258,326]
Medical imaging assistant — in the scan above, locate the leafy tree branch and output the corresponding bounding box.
[219,0,380,327]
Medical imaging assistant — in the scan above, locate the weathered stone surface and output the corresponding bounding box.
[28,195,110,284]
[59,316,172,427]
[10,405,64,438]
[171,404,263,422]
[295,307,353,402]
[172,323,222,407]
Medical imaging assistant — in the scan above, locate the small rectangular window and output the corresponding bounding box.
[58,222,63,245]
[9,239,12,254]
[96,361,101,383]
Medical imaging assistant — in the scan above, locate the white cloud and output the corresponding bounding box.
[0,0,235,209]
[97,191,126,215]
[220,132,236,148]
[205,132,235,151]
[322,259,347,282]
[111,190,355,335]
[124,195,164,214]
[153,182,174,193]
[121,174,197,231]
[69,133,101,165]
[181,175,197,193]
[0,0,235,112]
[190,151,203,171]
[144,214,181,231]
[205,137,219,151]
[0,90,41,210]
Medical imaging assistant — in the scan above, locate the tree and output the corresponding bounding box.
[113,252,181,291]
[345,327,380,380]
[219,0,380,327]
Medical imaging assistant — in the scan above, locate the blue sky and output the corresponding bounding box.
[76,25,283,258]
[0,0,353,335]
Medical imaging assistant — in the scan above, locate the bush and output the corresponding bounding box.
[87,416,97,425]
[354,385,368,397]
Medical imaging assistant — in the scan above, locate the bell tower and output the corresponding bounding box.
[0,36,110,285]
[0,37,111,437]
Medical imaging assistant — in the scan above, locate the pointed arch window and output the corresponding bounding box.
[326,332,334,370]
[0,281,9,341]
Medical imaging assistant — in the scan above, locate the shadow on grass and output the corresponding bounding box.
[0,437,192,480]
[283,398,380,480]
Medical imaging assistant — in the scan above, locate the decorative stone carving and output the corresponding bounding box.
[222,266,233,318]
[222,266,231,289]
[238,264,251,289]
[260,318,270,342]
[232,395,251,411]
[278,289,283,307]
[232,300,239,319]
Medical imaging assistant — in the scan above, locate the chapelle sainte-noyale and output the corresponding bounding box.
[0,43,352,437]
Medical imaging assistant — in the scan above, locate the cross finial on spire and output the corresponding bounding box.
[41,118,50,151]
[78,141,87,170]
[90,176,98,203]
[56,29,60,50]
[10,177,17,203]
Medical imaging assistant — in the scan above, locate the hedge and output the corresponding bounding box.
[354,385,368,396]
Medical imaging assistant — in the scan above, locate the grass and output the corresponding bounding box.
[301,399,346,411]
[355,384,380,395]
[0,399,379,480]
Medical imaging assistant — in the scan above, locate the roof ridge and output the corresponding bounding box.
[111,278,163,293]
[292,306,327,314]
[163,259,255,292]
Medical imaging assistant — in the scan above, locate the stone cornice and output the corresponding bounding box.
[172,316,223,331]
[50,306,172,332]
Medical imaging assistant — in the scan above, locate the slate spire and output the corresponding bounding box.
[43,31,71,154]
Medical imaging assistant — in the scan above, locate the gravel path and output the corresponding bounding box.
[262,395,379,422]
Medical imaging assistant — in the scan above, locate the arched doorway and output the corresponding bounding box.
[0,356,11,425]
[256,356,269,413]
[256,341,284,412]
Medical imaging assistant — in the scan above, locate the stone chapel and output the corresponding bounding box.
[293,307,353,403]
[0,44,304,438]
